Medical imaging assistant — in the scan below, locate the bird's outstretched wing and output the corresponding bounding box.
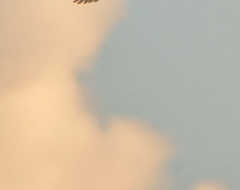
[73,0,99,4]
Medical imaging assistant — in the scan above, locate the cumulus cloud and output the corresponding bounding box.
[0,0,173,189]
[0,1,229,190]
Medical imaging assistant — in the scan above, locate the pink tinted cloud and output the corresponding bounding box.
[192,182,229,190]
[0,0,173,189]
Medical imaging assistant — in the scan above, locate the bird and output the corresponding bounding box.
[73,0,99,4]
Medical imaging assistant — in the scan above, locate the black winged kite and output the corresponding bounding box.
[73,0,99,4]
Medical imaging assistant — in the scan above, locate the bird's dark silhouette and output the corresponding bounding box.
[73,0,99,4]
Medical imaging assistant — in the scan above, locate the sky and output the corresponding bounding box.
[85,0,240,189]
[0,0,239,189]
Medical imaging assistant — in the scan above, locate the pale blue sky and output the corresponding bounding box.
[81,0,240,189]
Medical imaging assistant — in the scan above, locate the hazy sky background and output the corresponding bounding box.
[82,0,240,189]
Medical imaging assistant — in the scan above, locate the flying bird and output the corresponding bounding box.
[73,0,99,4]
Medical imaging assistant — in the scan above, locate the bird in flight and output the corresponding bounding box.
[73,0,99,4]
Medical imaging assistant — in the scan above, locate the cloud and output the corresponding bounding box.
[0,0,173,189]
[192,182,229,190]
[0,1,229,189]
